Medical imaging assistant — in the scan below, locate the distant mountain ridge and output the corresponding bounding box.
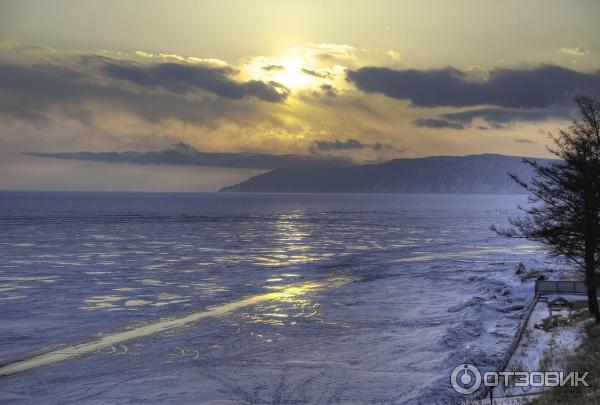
[220,154,554,194]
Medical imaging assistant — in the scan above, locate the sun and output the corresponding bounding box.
[272,57,314,89]
[245,49,325,91]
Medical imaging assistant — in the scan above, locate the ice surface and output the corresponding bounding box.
[0,192,563,403]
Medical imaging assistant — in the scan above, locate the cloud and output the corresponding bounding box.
[513,138,534,144]
[103,62,289,102]
[386,50,401,61]
[447,107,570,127]
[319,84,338,98]
[347,65,600,108]
[413,118,465,129]
[311,138,395,153]
[0,63,103,123]
[0,60,287,128]
[413,100,580,130]
[133,50,229,67]
[301,68,331,79]
[414,106,573,130]
[24,143,352,170]
[0,45,402,170]
[371,142,399,152]
[262,64,284,71]
[0,43,291,131]
[559,46,589,56]
[312,138,364,151]
[311,43,357,62]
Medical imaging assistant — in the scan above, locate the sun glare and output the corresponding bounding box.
[264,58,314,89]
[246,48,329,91]
[272,57,314,89]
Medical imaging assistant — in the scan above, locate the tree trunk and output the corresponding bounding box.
[583,178,600,324]
[584,200,600,323]
[585,262,600,323]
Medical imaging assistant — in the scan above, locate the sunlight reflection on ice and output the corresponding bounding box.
[0,276,355,376]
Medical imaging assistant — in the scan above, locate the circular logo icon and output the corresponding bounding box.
[451,363,482,395]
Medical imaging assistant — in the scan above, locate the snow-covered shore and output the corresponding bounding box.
[466,294,589,405]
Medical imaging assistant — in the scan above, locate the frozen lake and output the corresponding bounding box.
[0,192,558,404]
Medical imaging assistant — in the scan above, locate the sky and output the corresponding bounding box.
[1,0,599,191]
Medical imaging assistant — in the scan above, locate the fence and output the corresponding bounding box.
[534,280,588,295]
[477,295,539,401]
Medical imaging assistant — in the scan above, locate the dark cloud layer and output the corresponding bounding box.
[311,138,395,153]
[312,138,364,151]
[0,61,286,126]
[513,138,534,144]
[103,62,289,102]
[348,65,600,109]
[24,143,352,170]
[413,107,573,129]
[413,118,466,129]
[0,63,107,123]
